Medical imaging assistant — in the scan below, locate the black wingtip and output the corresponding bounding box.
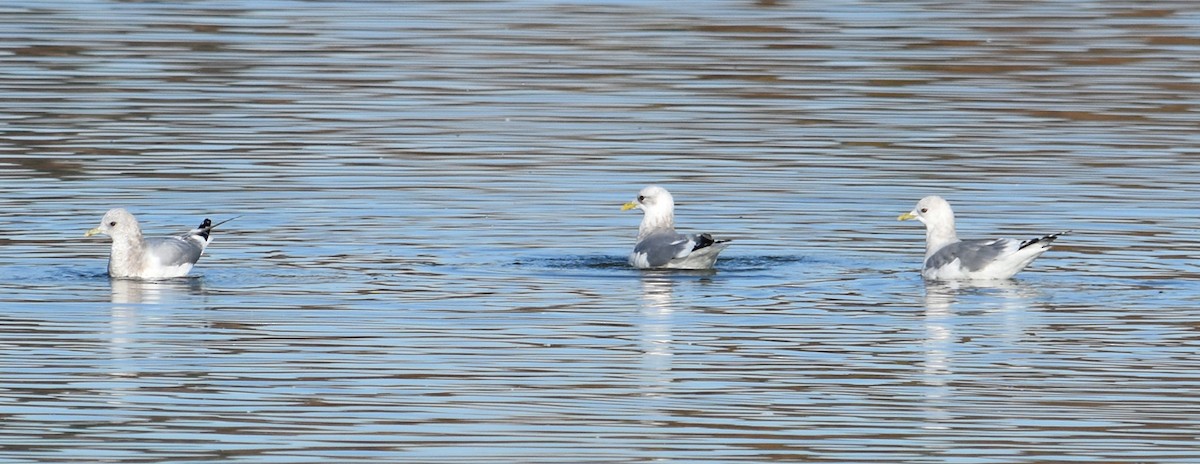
[1018,230,1070,250]
[197,215,242,240]
[691,233,730,251]
[197,218,213,240]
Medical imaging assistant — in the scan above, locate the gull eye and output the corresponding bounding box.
[108,221,117,227]
[919,208,928,213]
[637,195,645,202]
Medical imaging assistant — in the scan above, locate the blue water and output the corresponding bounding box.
[1,1,1199,462]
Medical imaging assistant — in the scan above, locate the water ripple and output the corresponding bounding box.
[0,0,1198,462]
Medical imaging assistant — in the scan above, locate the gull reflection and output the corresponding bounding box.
[108,278,205,376]
[921,279,1036,430]
[921,281,956,415]
[638,272,676,386]
[111,277,204,305]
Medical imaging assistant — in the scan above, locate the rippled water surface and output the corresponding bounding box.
[2,1,1199,462]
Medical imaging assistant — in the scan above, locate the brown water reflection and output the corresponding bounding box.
[0,0,1199,462]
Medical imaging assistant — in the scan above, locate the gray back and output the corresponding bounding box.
[144,236,205,268]
[926,239,1010,272]
[635,231,691,267]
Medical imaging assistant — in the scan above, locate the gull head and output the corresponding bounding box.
[621,185,675,215]
[85,208,140,238]
[898,195,955,227]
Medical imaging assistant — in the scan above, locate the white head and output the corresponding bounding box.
[621,185,676,237]
[898,196,954,226]
[85,208,142,240]
[898,195,958,251]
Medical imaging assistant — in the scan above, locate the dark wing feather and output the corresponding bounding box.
[1019,231,1069,250]
[195,218,213,241]
[690,233,731,251]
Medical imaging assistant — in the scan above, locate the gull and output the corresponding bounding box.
[899,195,1067,280]
[85,208,237,280]
[621,185,730,270]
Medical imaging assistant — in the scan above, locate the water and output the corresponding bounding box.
[2,1,1199,462]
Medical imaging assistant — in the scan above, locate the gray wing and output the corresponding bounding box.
[926,239,1016,272]
[144,235,206,268]
[634,231,693,267]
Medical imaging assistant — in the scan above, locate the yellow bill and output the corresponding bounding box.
[621,201,638,211]
[85,227,102,237]
[897,212,916,221]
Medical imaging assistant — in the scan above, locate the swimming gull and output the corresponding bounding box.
[898,195,1067,280]
[85,208,237,280]
[621,185,731,270]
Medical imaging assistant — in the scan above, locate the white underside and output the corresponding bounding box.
[107,235,209,280]
[110,261,195,280]
[922,243,1050,281]
[630,242,731,270]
